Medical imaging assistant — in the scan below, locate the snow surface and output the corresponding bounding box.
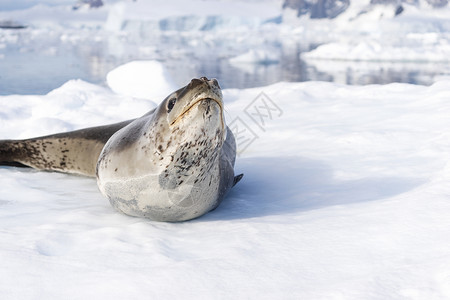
[106,60,177,101]
[2,61,450,299]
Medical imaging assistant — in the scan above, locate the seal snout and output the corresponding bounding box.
[189,77,220,89]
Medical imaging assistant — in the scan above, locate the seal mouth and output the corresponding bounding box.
[170,97,224,129]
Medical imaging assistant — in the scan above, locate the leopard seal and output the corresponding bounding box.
[0,77,243,222]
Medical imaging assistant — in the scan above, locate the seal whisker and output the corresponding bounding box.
[170,97,224,130]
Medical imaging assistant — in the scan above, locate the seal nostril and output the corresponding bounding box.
[200,76,208,81]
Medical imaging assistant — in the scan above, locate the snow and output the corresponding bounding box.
[106,60,177,101]
[105,0,282,32]
[297,1,450,63]
[0,4,107,29]
[1,0,74,11]
[2,0,450,298]
[229,49,280,65]
[302,39,450,62]
[2,62,450,298]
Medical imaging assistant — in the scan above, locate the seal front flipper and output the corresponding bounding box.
[0,119,133,177]
[233,174,243,186]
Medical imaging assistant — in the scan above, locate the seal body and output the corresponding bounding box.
[96,77,236,221]
[0,77,242,222]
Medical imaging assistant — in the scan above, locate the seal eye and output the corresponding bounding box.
[167,98,176,113]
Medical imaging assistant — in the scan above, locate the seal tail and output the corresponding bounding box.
[0,120,133,177]
[0,140,31,168]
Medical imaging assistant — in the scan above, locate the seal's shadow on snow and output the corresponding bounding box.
[203,156,425,221]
